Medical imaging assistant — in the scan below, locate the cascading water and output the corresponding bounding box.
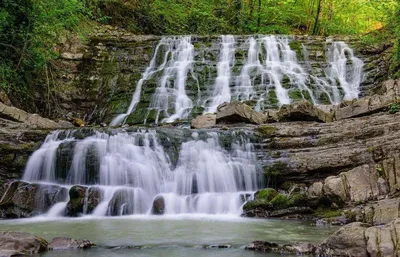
[204,35,235,113]
[22,129,261,217]
[146,37,196,124]
[111,35,364,125]
[326,41,364,101]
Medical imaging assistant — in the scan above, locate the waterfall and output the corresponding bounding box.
[110,35,364,124]
[146,37,195,124]
[22,129,261,217]
[326,41,364,101]
[204,35,235,113]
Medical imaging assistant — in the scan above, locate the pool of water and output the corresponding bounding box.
[0,215,335,256]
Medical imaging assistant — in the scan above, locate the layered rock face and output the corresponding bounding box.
[43,29,389,125]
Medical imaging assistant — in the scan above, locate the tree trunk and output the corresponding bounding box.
[257,0,261,30]
[312,0,323,35]
[248,0,254,20]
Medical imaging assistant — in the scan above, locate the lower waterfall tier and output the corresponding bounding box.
[13,128,262,217]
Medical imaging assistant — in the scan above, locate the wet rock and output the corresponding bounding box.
[245,241,279,252]
[66,186,100,217]
[216,102,267,125]
[66,185,88,217]
[204,244,231,249]
[48,237,95,250]
[0,231,48,256]
[85,187,101,214]
[108,189,135,216]
[276,100,334,122]
[191,114,216,129]
[152,195,165,215]
[0,182,67,217]
[280,242,317,255]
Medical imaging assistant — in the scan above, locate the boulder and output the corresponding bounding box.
[343,165,379,203]
[0,232,48,256]
[276,100,334,122]
[365,219,400,257]
[191,114,216,129]
[48,237,94,250]
[57,120,75,128]
[0,182,68,218]
[26,114,62,129]
[382,154,400,194]
[152,195,165,215]
[107,188,134,216]
[308,182,323,198]
[216,102,267,125]
[335,79,400,120]
[66,186,100,217]
[0,102,29,122]
[280,242,317,255]
[317,222,369,257]
[371,198,400,225]
[245,241,279,252]
[66,185,87,217]
[323,176,347,202]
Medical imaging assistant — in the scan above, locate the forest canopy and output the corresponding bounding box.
[0,0,399,101]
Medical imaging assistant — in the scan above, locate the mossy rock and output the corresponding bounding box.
[287,192,309,207]
[263,161,288,176]
[257,125,276,138]
[242,199,271,211]
[255,188,278,202]
[125,109,148,125]
[270,194,289,208]
[267,90,279,105]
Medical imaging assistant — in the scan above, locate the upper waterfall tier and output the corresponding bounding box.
[110,35,364,125]
[21,129,262,217]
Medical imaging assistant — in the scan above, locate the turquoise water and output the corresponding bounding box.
[0,215,335,256]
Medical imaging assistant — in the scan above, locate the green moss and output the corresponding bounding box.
[264,161,288,176]
[314,207,342,218]
[190,106,205,117]
[270,194,289,208]
[288,89,303,100]
[268,91,279,105]
[257,125,276,138]
[287,193,309,206]
[242,199,269,211]
[256,188,278,202]
[289,41,303,58]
